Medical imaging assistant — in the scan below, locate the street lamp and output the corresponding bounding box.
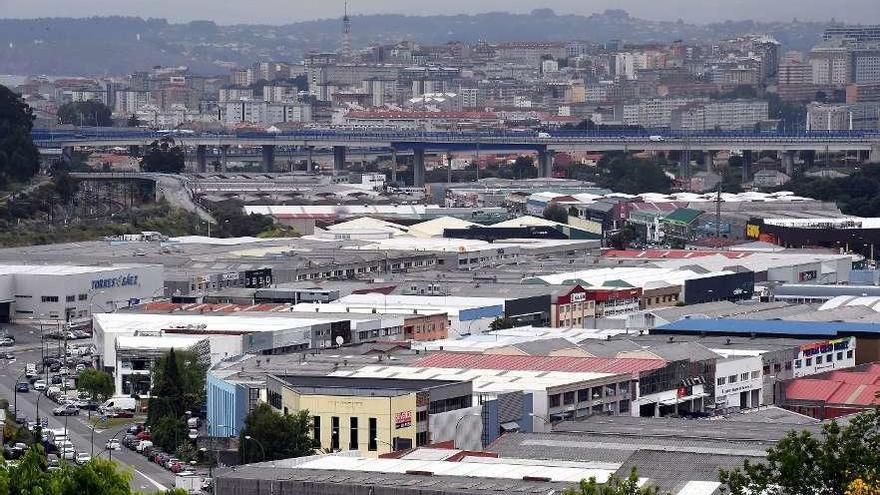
[373,437,394,452]
[528,412,553,431]
[90,415,108,457]
[13,369,26,421]
[453,413,482,449]
[243,435,265,463]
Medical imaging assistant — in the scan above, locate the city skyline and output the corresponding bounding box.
[2,0,879,24]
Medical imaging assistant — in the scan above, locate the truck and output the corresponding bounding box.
[99,396,137,413]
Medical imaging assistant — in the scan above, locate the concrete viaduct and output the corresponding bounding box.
[34,128,880,186]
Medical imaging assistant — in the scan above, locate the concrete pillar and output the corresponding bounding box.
[782,151,795,176]
[220,145,229,172]
[413,148,425,187]
[742,150,753,184]
[306,146,314,173]
[803,150,815,168]
[537,148,554,178]
[391,148,398,184]
[871,143,880,164]
[261,144,275,173]
[704,150,714,171]
[61,146,73,168]
[196,145,208,173]
[333,146,347,175]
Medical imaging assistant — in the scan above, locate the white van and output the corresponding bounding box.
[136,440,153,452]
[100,396,137,412]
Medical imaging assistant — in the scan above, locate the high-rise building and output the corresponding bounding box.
[853,48,880,83]
[824,25,880,43]
[810,44,853,86]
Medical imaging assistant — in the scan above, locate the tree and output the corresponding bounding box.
[720,410,880,495]
[77,368,114,405]
[543,203,568,223]
[847,478,880,495]
[239,404,313,462]
[510,156,538,179]
[489,317,517,331]
[56,100,113,127]
[150,416,188,454]
[126,114,141,127]
[141,138,185,173]
[209,199,276,238]
[543,203,569,224]
[565,468,658,495]
[0,84,41,186]
[609,225,636,250]
[148,348,206,425]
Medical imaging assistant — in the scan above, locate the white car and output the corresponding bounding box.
[59,367,70,375]
[33,380,47,391]
[75,452,91,465]
[61,447,76,461]
[105,439,121,450]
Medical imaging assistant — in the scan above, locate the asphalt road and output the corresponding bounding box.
[0,346,177,492]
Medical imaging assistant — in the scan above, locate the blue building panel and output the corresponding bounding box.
[459,304,505,321]
[207,371,246,437]
[654,318,880,337]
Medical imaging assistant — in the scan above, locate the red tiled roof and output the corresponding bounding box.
[414,352,666,375]
[603,249,755,260]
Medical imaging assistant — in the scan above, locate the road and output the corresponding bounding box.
[0,346,175,492]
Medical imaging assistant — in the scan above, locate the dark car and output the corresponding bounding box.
[50,375,62,385]
[15,382,29,393]
[49,363,61,372]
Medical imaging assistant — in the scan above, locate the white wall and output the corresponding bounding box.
[429,406,483,451]
[715,356,763,409]
[8,265,163,324]
[793,337,856,377]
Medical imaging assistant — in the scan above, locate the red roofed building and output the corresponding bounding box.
[782,362,880,419]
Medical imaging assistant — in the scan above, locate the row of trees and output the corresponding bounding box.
[0,444,185,495]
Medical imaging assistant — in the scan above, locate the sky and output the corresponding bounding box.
[1,0,878,24]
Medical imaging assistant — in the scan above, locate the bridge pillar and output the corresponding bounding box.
[306,146,314,173]
[782,151,796,176]
[196,145,208,173]
[871,143,880,164]
[742,150,753,184]
[537,149,554,178]
[333,146,347,175]
[61,146,74,168]
[413,148,426,187]
[261,145,275,173]
[220,145,229,172]
[803,150,815,168]
[391,148,398,184]
[704,150,714,171]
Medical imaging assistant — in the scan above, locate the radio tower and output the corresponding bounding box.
[341,2,353,61]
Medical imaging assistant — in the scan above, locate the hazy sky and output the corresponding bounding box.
[1,0,878,24]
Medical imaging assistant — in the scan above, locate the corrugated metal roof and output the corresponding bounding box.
[414,352,666,374]
[785,378,842,402]
[654,318,880,337]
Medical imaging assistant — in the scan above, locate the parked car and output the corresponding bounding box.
[0,337,15,347]
[50,375,62,385]
[52,404,80,416]
[33,380,47,391]
[58,367,70,375]
[135,440,153,453]
[75,452,91,465]
[105,438,121,450]
[49,362,61,372]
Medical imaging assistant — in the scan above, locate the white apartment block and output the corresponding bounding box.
[810,46,852,85]
[671,100,769,131]
[623,97,707,128]
[114,90,152,115]
[222,99,312,126]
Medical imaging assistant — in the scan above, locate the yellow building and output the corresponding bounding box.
[266,375,473,457]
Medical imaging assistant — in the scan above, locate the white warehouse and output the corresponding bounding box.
[0,264,164,326]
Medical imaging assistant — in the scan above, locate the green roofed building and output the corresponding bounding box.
[661,208,703,242]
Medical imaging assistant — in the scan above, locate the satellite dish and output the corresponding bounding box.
[335,336,344,347]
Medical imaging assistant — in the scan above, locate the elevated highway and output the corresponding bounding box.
[37,128,880,186]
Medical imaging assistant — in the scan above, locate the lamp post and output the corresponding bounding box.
[528,412,553,432]
[452,413,482,449]
[373,437,394,452]
[94,422,135,462]
[244,435,265,463]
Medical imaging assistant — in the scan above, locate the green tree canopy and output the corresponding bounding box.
[239,403,313,463]
[594,153,672,194]
[209,199,276,238]
[141,138,185,174]
[57,100,113,127]
[489,317,517,331]
[565,468,658,495]
[720,410,880,495]
[543,203,569,223]
[0,84,40,186]
[148,348,206,424]
[77,368,114,404]
[0,445,134,495]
